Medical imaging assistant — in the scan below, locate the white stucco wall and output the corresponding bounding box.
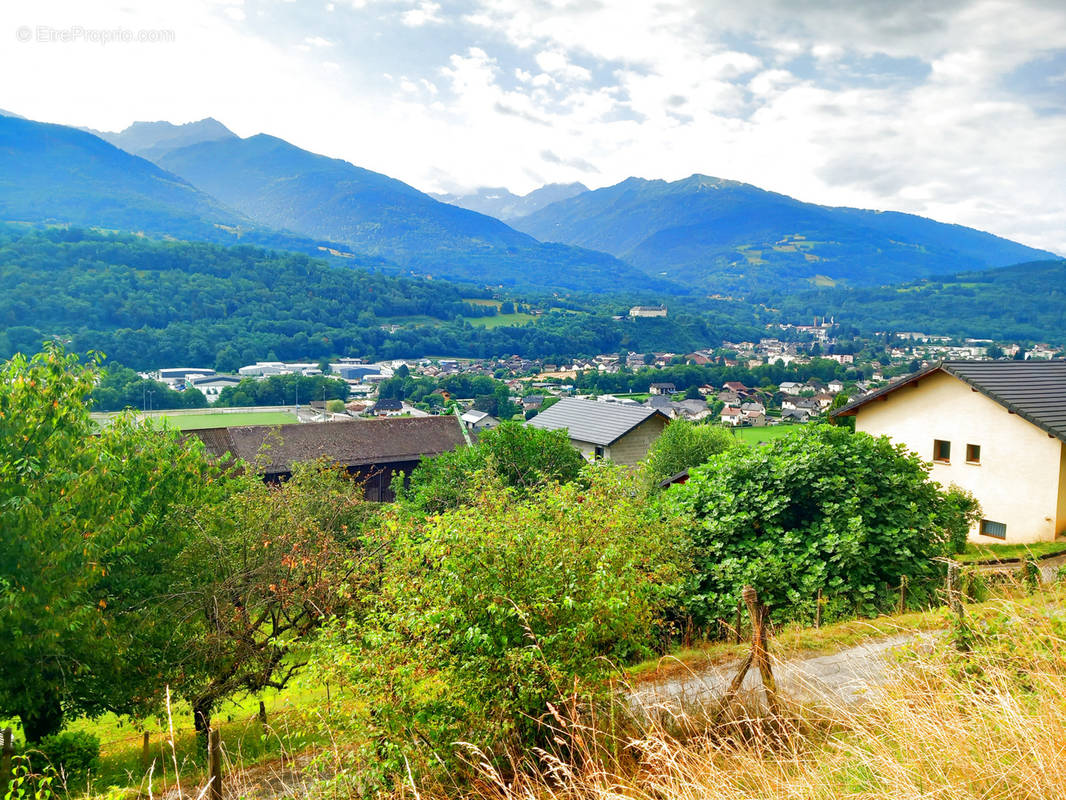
[853,370,1065,544]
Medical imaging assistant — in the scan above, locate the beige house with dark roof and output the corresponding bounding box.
[526,397,668,466]
[834,361,1066,544]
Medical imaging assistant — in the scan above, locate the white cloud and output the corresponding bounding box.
[401,1,442,27]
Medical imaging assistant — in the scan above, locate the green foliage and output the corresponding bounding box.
[644,419,737,486]
[940,485,982,554]
[326,398,346,413]
[172,462,378,740]
[21,732,100,780]
[398,422,586,514]
[761,259,1066,343]
[667,425,964,628]
[324,467,687,785]
[0,345,230,740]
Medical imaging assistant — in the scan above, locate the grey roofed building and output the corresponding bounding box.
[526,397,669,466]
[834,360,1066,442]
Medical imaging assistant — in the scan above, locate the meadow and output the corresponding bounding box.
[148,411,299,430]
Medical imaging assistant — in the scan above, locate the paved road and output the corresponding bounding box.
[632,633,924,713]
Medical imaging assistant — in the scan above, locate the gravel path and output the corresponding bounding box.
[632,633,926,713]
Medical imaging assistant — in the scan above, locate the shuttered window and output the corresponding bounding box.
[980,519,1007,539]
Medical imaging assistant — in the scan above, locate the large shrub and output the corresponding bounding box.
[397,420,586,513]
[323,465,687,786]
[667,425,964,628]
[644,419,737,486]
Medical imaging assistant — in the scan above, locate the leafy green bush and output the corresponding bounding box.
[667,425,965,628]
[22,731,100,779]
[940,484,982,554]
[323,466,688,786]
[396,421,586,513]
[643,419,737,487]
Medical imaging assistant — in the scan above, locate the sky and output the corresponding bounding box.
[3,0,1065,255]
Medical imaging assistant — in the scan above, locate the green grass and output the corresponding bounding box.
[629,581,1066,685]
[4,672,341,796]
[958,539,1066,564]
[150,412,299,430]
[728,424,806,445]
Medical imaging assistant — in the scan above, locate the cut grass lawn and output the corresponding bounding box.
[150,412,299,430]
[728,424,806,445]
[958,539,1066,564]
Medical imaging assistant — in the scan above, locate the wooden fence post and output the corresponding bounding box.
[742,585,780,716]
[814,588,822,628]
[258,700,267,726]
[946,561,962,615]
[208,727,223,800]
[1,727,13,797]
[140,731,152,772]
[734,598,743,644]
[898,575,908,615]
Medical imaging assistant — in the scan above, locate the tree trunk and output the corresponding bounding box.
[193,702,212,756]
[19,695,64,743]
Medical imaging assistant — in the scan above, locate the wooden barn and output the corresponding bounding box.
[185,416,467,501]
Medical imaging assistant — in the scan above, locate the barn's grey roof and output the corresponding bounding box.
[834,360,1066,443]
[526,397,667,446]
[185,416,466,475]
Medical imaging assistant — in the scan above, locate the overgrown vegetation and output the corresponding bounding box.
[0,346,1049,800]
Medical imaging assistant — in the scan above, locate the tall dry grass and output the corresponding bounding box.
[457,596,1066,800]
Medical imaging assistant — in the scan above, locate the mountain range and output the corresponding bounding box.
[509,175,1055,290]
[0,108,1057,297]
[92,118,237,162]
[431,182,587,221]
[0,111,650,293]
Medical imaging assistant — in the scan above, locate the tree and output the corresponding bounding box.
[174,462,378,748]
[667,425,968,628]
[0,345,228,740]
[643,420,736,487]
[398,421,586,513]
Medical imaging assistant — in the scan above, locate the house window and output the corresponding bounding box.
[966,444,981,464]
[593,446,605,460]
[980,519,1007,539]
[933,439,951,463]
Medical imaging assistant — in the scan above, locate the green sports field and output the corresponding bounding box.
[151,411,299,430]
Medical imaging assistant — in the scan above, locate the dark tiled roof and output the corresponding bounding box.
[834,360,1066,442]
[185,416,466,474]
[527,397,667,446]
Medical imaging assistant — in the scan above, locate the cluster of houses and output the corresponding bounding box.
[181,358,1066,548]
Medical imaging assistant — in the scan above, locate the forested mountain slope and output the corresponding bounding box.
[760,259,1066,341]
[157,135,654,292]
[512,174,1055,290]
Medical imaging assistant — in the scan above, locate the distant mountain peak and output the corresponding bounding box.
[432,181,588,221]
[96,117,238,162]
